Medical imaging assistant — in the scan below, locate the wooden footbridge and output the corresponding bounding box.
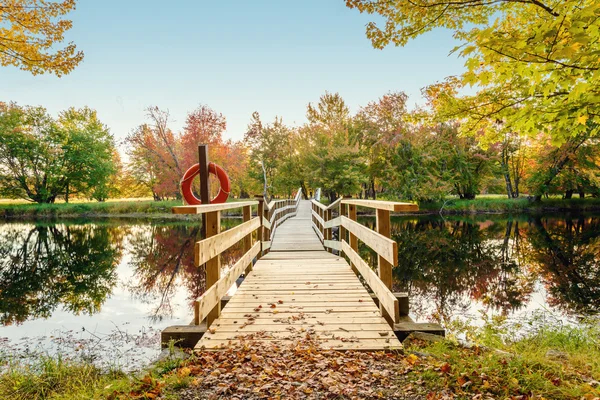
[166,188,443,351]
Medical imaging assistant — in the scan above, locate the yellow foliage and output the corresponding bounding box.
[0,0,83,76]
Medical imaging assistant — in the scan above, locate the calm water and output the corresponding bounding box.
[0,214,598,368]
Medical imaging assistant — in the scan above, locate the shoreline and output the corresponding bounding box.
[2,197,600,221]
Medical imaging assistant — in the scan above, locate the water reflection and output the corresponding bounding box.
[0,223,121,325]
[0,214,598,328]
[359,214,600,323]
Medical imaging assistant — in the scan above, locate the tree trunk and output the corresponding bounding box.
[503,171,513,199]
[371,179,376,200]
[565,190,573,199]
[65,183,70,204]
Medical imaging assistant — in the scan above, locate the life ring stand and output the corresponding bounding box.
[181,162,231,205]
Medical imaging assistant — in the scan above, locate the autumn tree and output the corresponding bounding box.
[352,92,409,199]
[302,92,364,202]
[244,112,301,199]
[0,103,116,203]
[125,107,182,200]
[347,0,600,143]
[0,0,83,76]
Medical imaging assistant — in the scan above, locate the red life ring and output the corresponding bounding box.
[180,162,231,205]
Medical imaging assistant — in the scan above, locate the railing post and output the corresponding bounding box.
[324,208,331,251]
[348,201,358,269]
[263,204,271,254]
[376,209,394,324]
[256,196,265,257]
[339,200,347,245]
[243,205,253,275]
[203,210,221,327]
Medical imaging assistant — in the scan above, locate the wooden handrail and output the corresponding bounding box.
[176,188,301,328]
[340,216,397,265]
[193,241,261,325]
[341,199,417,212]
[172,200,258,214]
[341,240,400,323]
[312,195,419,326]
[310,199,327,211]
[195,217,261,266]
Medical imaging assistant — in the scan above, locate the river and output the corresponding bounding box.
[0,213,598,369]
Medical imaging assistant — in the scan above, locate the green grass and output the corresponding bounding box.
[0,198,251,219]
[0,342,190,400]
[408,315,600,399]
[418,196,600,214]
[2,319,598,399]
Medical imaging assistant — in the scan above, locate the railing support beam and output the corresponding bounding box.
[202,210,221,327]
[376,208,394,325]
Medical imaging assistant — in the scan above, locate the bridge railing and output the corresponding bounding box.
[172,188,302,328]
[311,196,418,326]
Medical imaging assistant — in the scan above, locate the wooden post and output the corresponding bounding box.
[263,204,271,254]
[340,202,347,245]
[256,196,265,257]
[324,208,332,253]
[243,205,252,274]
[204,210,221,327]
[348,203,358,270]
[376,208,394,324]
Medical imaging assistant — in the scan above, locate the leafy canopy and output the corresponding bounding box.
[0,0,83,76]
[347,0,600,143]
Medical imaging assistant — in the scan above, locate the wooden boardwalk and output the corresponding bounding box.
[196,200,402,351]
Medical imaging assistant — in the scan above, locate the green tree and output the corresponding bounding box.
[0,103,117,203]
[302,92,364,202]
[352,92,409,199]
[347,0,600,142]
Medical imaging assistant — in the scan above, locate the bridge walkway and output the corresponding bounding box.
[196,200,402,351]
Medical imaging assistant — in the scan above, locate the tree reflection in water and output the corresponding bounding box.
[359,214,600,324]
[0,222,122,325]
[125,219,244,321]
[1,214,597,327]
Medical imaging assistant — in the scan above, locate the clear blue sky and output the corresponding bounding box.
[1,0,466,143]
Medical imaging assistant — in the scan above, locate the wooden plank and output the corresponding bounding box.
[195,217,260,266]
[243,205,253,274]
[262,216,272,230]
[341,240,399,323]
[326,197,342,210]
[310,199,327,211]
[262,241,271,250]
[173,200,258,214]
[324,240,341,251]
[341,199,418,212]
[204,210,221,326]
[340,216,398,265]
[194,241,261,326]
[197,339,401,351]
[324,216,341,229]
[376,208,393,323]
[312,209,325,226]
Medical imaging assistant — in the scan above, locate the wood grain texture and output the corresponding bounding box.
[340,216,398,265]
[173,201,258,214]
[341,240,400,324]
[341,199,418,212]
[195,217,260,266]
[194,200,402,351]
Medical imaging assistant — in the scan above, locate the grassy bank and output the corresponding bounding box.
[419,196,600,214]
[2,196,600,220]
[0,199,249,219]
[2,316,598,399]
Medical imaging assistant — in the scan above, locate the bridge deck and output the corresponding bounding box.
[196,200,402,351]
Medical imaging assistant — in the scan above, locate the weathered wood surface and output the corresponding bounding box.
[173,200,258,214]
[340,199,418,212]
[195,200,401,351]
